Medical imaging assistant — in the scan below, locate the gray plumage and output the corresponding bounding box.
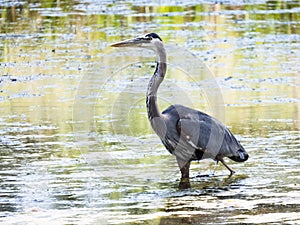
[111,33,249,183]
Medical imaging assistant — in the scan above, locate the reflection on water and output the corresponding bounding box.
[0,0,300,224]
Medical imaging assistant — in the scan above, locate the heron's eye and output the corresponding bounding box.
[145,35,152,41]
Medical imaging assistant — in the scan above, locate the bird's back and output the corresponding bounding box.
[160,104,245,162]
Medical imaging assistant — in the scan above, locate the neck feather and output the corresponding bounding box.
[146,42,167,120]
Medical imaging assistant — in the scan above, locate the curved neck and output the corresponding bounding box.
[146,43,167,120]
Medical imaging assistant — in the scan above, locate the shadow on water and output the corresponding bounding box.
[0,0,300,224]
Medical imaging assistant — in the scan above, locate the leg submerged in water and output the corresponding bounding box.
[176,157,191,189]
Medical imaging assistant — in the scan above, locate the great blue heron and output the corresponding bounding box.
[111,33,249,186]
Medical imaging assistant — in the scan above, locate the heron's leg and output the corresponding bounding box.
[176,157,190,179]
[176,157,191,189]
[216,156,235,176]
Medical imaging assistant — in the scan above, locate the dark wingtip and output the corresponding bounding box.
[229,150,249,162]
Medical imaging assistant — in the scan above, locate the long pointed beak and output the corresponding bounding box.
[110,37,150,48]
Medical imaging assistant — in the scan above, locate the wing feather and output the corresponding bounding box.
[161,104,244,161]
[176,112,242,159]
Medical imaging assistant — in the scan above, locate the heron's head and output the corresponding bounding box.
[110,33,163,50]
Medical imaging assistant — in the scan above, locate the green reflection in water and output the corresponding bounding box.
[0,0,299,224]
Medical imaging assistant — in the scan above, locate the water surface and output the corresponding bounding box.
[0,0,299,224]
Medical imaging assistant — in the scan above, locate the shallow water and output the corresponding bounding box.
[0,0,300,224]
